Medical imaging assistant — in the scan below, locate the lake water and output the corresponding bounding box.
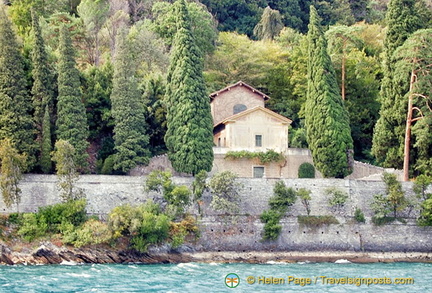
[0,261,430,292]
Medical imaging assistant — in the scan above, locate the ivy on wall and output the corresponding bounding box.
[224,150,285,164]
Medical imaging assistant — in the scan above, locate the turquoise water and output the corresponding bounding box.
[0,262,430,292]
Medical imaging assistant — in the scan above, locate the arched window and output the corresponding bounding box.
[233,104,247,114]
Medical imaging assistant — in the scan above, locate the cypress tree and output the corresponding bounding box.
[56,25,89,171]
[110,29,151,173]
[0,8,36,169]
[40,105,52,173]
[305,6,353,178]
[371,0,422,168]
[164,0,214,175]
[31,10,55,173]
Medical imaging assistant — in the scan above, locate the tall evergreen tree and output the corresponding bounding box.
[371,0,423,169]
[56,25,89,171]
[40,105,52,173]
[0,8,36,169]
[110,29,151,173]
[253,6,283,41]
[31,10,55,173]
[164,0,214,175]
[305,6,353,178]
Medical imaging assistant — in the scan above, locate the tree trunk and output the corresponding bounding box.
[403,69,416,181]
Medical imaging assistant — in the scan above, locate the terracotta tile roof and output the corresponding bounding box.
[214,106,292,128]
[209,81,270,101]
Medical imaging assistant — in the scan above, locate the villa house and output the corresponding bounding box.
[209,81,312,178]
[208,81,394,180]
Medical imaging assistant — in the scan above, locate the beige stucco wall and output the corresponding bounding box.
[211,149,321,179]
[210,86,265,125]
[225,109,289,152]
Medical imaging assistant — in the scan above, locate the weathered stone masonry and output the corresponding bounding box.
[1,175,431,252]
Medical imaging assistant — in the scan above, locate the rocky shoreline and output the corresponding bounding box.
[1,242,432,265]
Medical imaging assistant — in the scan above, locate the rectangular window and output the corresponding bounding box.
[255,135,262,147]
[253,167,265,178]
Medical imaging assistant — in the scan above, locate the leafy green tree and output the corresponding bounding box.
[0,138,27,211]
[371,172,408,224]
[209,171,242,215]
[372,0,424,169]
[151,0,218,55]
[110,29,151,173]
[305,6,353,178]
[52,140,83,202]
[164,0,214,175]
[56,25,89,171]
[31,10,55,173]
[145,170,191,217]
[200,0,263,36]
[297,188,312,215]
[82,62,114,140]
[77,0,109,66]
[7,0,73,36]
[253,6,283,41]
[0,8,36,169]
[143,74,167,155]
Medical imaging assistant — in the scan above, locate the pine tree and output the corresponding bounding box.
[56,25,89,171]
[0,7,36,169]
[371,0,423,169]
[164,0,214,175]
[111,29,151,173]
[31,9,55,173]
[305,6,353,178]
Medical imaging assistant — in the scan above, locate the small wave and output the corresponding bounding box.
[60,260,78,266]
[66,273,92,278]
[266,261,287,265]
[177,263,199,268]
[297,260,312,264]
[208,262,219,266]
[335,259,352,264]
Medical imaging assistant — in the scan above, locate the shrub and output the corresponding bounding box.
[209,171,242,214]
[260,210,282,240]
[107,201,170,252]
[298,162,315,178]
[63,219,112,247]
[101,155,115,175]
[269,181,297,214]
[38,199,87,233]
[18,213,48,242]
[145,170,191,217]
[326,187,348,210]
[297,215,339,227]
[17,200,87,241]
[170,215,199,248]
[354,207,365,223]
[260,181,297,241]
[131,212,170,252]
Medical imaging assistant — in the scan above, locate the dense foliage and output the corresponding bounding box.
[164,0,214,175]
[0,0,430,179]
[305,6,353,178]
[260,181,298,240]
[56,25,89,171]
